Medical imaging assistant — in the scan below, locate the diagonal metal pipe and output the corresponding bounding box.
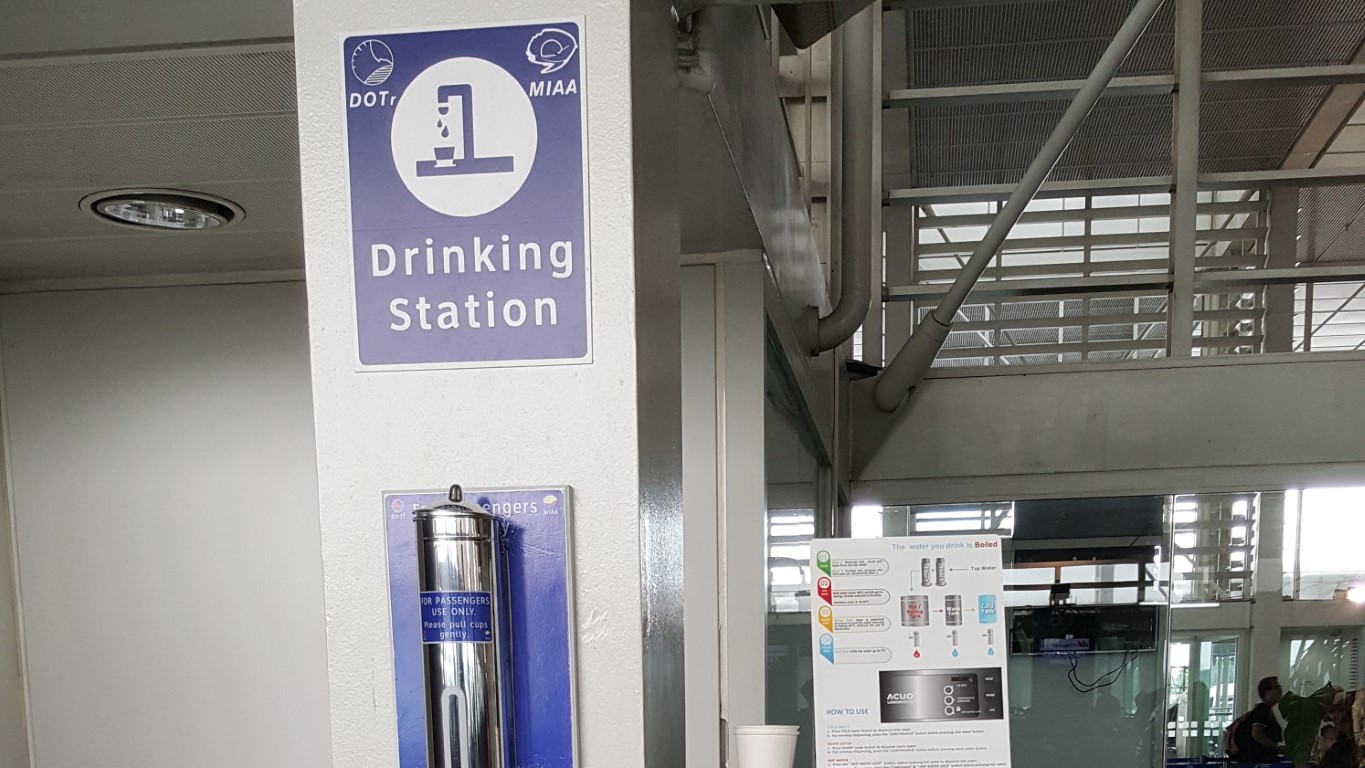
[871,0,1167,412]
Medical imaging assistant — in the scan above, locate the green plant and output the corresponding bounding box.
[1280,684,1339,768]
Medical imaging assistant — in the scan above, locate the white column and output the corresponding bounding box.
[292,3,683,768]
[1246,491,1287,709]
[681,264,722,768]
[712,260,769,761]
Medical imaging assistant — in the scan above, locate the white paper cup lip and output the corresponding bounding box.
[734,725,800,735]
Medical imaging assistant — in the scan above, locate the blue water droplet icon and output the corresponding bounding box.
[952,648,959,657]
[987,647,996,656]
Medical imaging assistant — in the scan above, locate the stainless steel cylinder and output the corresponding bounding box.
[920,558,932,588]
[414,496,512,768]
[900,594,930,627]
[945,594,963,626]
[935,557,948,587]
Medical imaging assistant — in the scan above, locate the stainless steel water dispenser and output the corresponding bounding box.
[414,485,512,768]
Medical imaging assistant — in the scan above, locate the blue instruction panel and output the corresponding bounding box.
[385,487,577,768]
[419,591,494,643]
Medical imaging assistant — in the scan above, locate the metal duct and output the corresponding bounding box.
[815,4,876,352]
[773,0,876,49]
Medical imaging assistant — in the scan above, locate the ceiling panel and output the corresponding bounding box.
[0,50,297,127]
[0,232,305,281]
[1300,184,1365,263]
[0,45,304,278]
[0,0,290,57]
[904,0,1365,188]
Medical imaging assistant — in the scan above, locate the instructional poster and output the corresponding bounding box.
[810,535,1011,768]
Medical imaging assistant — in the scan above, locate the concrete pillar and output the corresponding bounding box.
[292,2,683,768]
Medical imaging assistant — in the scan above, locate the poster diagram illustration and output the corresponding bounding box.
[810,535,1012,768]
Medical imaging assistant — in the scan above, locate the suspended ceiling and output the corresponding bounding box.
[0,0,758,283]
[903,0,1365,187]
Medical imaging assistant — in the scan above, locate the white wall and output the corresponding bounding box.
[0,282,331,768]
[0,438,28,767]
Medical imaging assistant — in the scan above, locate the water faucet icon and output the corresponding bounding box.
[417,83,515,176]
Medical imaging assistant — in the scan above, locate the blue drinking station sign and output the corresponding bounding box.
[342,22,590,369]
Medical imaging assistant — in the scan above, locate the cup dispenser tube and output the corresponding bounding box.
[414,485,513,768]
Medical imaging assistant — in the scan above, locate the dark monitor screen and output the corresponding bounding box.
[1012,496,1164,541]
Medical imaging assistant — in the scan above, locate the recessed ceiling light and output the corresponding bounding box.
[80,189,243,231]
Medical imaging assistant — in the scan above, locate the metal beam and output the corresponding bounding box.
[884,0,1065,7]
[882,5,915,358]
[886,167,1365,205]
[1199,265,1365,288]
[934,335,1261,360]
[888,76,1171,107]
[1169,0,1201,357]
[886,274,1171,301]
[885,264,1365,302]
[930,310,1265,334]
[915,227,1264,257]
[944,311,1169,333]
[884,64,1365,107]
[1203,64,1365,89]
[912,253,1264,281]
[1264,188,1298,352]
[918,200,1263,228]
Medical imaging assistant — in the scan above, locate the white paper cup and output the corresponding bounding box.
[734,725,799,768]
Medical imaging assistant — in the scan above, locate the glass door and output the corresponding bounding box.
[1167,634,1241,759]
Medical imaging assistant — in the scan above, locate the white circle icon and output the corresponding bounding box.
[391,57,538,217]
[351,39,394,86]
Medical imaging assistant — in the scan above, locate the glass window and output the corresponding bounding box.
[764,335,827,768]
[1167,636,1241,758]
[1171,493,1255,603]
[849,496,1172,768]
[1280,627,1363,693]
[1282,487,1365,599]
